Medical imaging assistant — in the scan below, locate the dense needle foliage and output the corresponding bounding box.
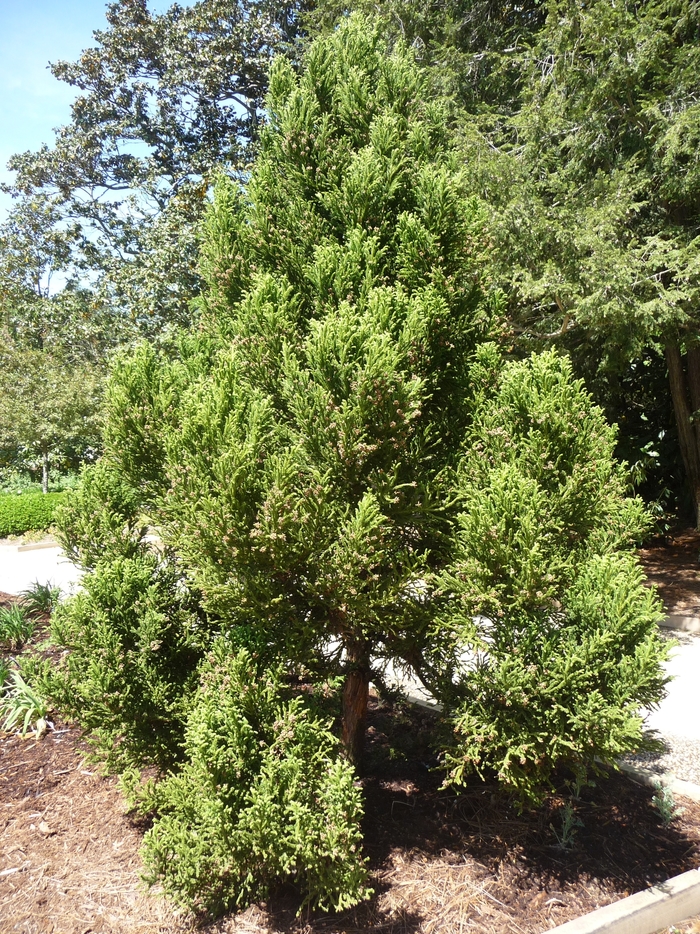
[47,16,669,916]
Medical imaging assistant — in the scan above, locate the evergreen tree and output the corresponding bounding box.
[457,0,700,524]
[102,15,493,762]
[49,15,669,912]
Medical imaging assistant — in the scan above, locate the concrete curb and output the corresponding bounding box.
[617,760,700,803]
[16,540,59,553]
[544,868,700,934]
[661,615,700,635]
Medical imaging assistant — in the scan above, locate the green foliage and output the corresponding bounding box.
[319,0,700,520]
[101,335,219,499]
[105,16,491,687]
[0,340,104,490]
[437,351,670,801]
[0,492,67,537]
[0,470,37,495]
[40,14,672,915]
[20,581,61,618]
[652,778,685,826]
[0,469,82,496]
[54,460,147,570]
[133,644,369,917]
[550,801,583,849]
[0,669,49,737]
[0,605,34,651]
[47,551,209,771]
[3,0,308,330]
[448,0,700,520]
[304,0,545,114]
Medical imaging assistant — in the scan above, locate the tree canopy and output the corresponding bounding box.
[2,0,308,330]
[0,342,103,492]
[460,0,700,522]
[5,0,699,522]
[303,0,700,523]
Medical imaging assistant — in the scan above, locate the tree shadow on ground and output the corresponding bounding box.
[223,698,700,934]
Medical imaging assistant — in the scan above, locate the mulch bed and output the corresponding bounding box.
[3,696,700,933]
[639,527,700,616]
[2,553,700,934]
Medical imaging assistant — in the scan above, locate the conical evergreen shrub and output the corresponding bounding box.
[48,15,669,916]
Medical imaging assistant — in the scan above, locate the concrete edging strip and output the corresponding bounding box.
[617,760,700,803]
[660,615,700,635]
[16,540,59,553]
[545,867,700,934]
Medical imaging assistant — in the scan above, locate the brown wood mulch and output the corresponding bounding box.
[2,537,700,934]
[3,700,700,934]
[639,527,700,616]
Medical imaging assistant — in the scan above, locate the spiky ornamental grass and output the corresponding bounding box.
[50,15,670,916]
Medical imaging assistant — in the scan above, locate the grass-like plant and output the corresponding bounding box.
[0,669,49,736]
[20,580,61,618]
[0,658,9,690]
[0,604,34,650]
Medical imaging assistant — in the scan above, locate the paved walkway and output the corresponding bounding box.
[646,631,700,743]
[0,540,83,597]
[624,629,700,786]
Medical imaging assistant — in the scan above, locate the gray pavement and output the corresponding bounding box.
[624,629,700,784]
[0,539,83,598]
[646,630,700,743]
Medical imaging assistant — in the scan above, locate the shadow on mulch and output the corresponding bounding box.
[3,586,700,934]
[222,699,700,934]
[639,526,700,615]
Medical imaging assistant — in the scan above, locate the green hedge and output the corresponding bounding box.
[0,493,68,538]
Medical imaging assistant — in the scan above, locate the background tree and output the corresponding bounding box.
[0,195,130,362]
[0,342,103,492]
[0,194,124,487]
[4,0,309,331]
[454,0,700,524]
[307,0,700,525]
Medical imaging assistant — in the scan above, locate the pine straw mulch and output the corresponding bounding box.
[4,699,700,933]
[3,588,700,933]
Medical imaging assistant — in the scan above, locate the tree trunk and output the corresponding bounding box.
[665,343,700,528]
[342,643,370,767]
[41,452,49,495]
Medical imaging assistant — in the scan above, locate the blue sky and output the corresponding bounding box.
[0,0,178,223]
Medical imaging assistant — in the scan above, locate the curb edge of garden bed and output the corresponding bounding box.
[617,760,700,804]
[16,539,59,552]
[662,615,700,635]
[544,867,700,934]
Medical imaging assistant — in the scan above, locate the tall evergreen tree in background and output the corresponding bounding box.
[462,0,700,525]
[307,0,700,524]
